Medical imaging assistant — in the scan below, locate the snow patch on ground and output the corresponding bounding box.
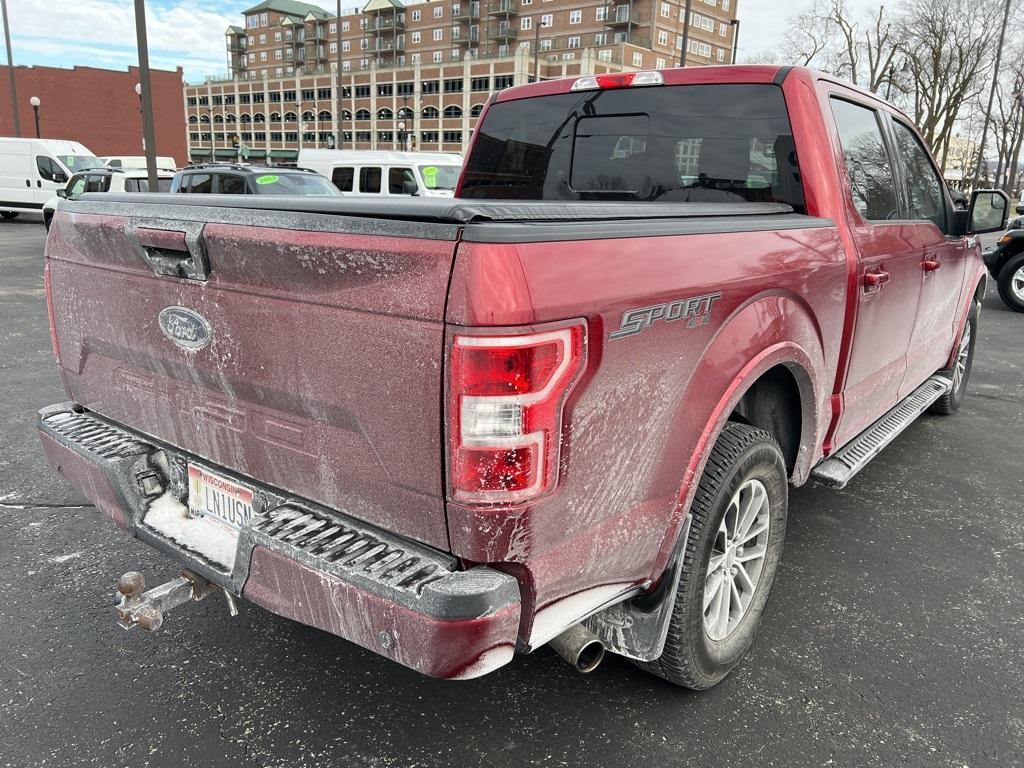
[143,491,238,570]
[49,552,82,564]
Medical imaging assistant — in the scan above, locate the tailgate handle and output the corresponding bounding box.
[130,224,210,281]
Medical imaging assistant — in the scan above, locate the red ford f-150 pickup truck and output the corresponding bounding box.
[38,66,1009,688]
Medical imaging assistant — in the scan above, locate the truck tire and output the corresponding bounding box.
[1,211,18,220]
[997,254,1024,313]
[636,422,788,689]
[930,306,978,415]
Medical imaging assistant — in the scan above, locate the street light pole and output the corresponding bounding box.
[972,0,1012,189]
[1,0,19,136]
[134,82,144,153]
[730,19,740,65]
[29,95,40,137]
[678,0,692,67]
[133,0,159,191]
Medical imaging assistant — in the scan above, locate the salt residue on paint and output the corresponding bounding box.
[143,491,238,570]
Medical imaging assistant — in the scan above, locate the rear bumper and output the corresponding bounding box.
[37,403,521,679]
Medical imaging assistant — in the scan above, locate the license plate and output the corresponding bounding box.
[188,464,254,531]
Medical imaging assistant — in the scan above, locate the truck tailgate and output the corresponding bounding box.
[45,200,459,549]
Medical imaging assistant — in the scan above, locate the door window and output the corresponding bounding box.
[331,166,354,191]
[890,120,947,232]
[184,173,213,193]
[83,174,111,193]
[359,166,382,193]
[218,174,248,194]
[388,167,416,194]
[66,175,87,198]
[830,98,899,222]
[35,156,63,182]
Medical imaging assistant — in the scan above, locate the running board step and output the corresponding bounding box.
[811,375,952,489]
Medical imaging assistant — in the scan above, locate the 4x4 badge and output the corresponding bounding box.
[610,292,722,340]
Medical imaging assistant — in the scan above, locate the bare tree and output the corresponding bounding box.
[779,0,834,67]
[895,0,1000,171]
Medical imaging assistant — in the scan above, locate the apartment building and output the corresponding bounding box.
[186,0,738,162]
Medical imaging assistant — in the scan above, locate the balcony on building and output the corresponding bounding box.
[454,27,480,45]
[605,5,637,27]
[455,2,481,21]
[487,0,518,16]
[492,22,518,40]
[372,37,406,52]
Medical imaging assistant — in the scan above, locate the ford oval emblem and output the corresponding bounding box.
[158,306,212,351]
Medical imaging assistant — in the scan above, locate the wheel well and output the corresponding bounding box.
[729,365,802,474]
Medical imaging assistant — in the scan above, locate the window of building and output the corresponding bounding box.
[259,12,268,25]
[329,41,337,53]
[594,32,606,44]
[378,107,394,119]
[720,22,728,36]
[717,48,725,61]
[657,29,668,46]
[378,131,394,143]
[259,33,266,44]
[568,36,580,48]
[596,6,606,20]
[569,9,581,23]
[355,85,371,97]
[343,20,350,30]
[355,130,371,142]
[632,51,643,66]
[246,15,257,29]
[444,78,463,92]
[443,104,463,118]
[187,96,197,106]
[442,130,462,143]
[270,131,282,141]
[355,108,371,120]
[540,13,552,26]
[521,16,531,29]
[411,9,420,20]
[239,93,251,103]
[494,75,514,88]
[433,50,444,62]
[433,28,443,41]
[378,83,394,96]
[260,51,267,61]
[661,1,670,16]
[198,95,209,105]
[411,53,421,63]
[329,22,336,33]
[422,105,440,118]
[275,49,283,60]
[471,76,490,91]
[598,49,611,61]
[253,92,265,103]
[470,103,484,117]
[539,38,552,50]
[433,4,443,17]
[421,130,439,143]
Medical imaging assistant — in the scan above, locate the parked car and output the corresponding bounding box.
[39,66,1008,688]
[984,212,1024,311]
[43,167,174,229]
[170,163,341,196]
[298,149,462,197]
[0,137,102,220]
[100,155,178,172]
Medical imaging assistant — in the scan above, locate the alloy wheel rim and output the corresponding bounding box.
[953,322,971,392]
[1012,266,1024,302]
[703,478,771,641]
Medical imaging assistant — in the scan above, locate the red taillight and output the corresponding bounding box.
[596,72,637,89]
[448,323,586,504]
[43,261,61,361]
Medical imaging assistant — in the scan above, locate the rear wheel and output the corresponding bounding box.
[0,211,18,220]
[996,253,1024,313]
[930,307,977,415]
[635,422,788,689]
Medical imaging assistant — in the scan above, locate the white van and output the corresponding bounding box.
[0,138,103,219]
[297,150,462,197]
[100,155,178,172]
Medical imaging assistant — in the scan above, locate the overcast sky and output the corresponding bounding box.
[0,0,883,82]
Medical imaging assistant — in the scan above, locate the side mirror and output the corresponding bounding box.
[56,188,67,199]
[1016,203,1024,216]
[52,172,68,184]
[966,189,1009,234]
[402,179,419,196]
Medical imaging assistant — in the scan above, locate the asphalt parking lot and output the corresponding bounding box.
[1,218,1021,768]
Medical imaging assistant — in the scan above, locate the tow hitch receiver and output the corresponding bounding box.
[116,570,232,631]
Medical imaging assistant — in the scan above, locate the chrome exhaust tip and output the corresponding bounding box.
[548,623,606,673]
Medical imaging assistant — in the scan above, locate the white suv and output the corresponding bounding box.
[44,168,173,230]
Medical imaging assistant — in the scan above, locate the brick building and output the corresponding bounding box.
[1,64,187,164]
[184,0,738,162]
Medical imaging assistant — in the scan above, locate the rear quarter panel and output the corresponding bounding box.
[446,224,847,643]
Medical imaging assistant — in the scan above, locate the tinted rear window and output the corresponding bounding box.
[460,84,805,212]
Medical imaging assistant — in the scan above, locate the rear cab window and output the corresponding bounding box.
[460,83,805,211]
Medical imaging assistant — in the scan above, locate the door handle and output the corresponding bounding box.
[864,269,890,291]
[922,259,942,272]
[128,224,210,281]
[25,179,30,187]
